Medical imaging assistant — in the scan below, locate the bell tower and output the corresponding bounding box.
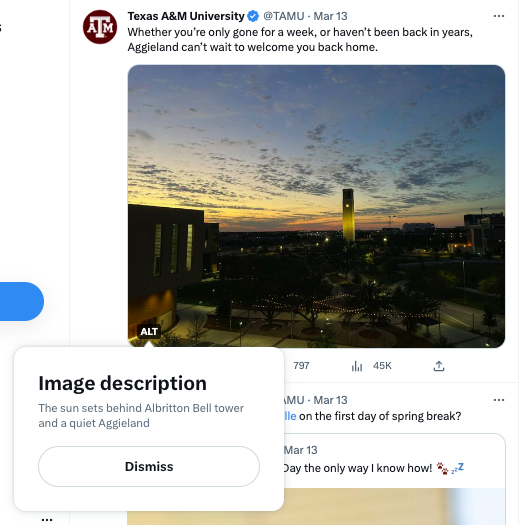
[342,189,355,242]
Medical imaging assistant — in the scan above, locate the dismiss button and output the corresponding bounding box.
[38,446,260,487]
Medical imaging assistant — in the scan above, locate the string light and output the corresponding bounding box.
[236,295,437,318]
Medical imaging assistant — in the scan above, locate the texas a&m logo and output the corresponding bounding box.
[83,10,117,44]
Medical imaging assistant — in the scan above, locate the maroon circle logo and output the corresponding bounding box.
[83,10,117,44]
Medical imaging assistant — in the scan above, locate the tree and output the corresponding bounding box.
[428,270,459,301]
[392,286,438,333]
[187,310,206,345]
[478,275,503,297]
[438,270,459,296]
[381,258,397,282]
[358,281,390,332]
[352,269,363,286]
[155,330,182,347]
[481,302,498,333]
[291,264,333,334]
[216,299,231,320]
[325,239,361,279]
[307,328,337,348]
[342,294,359,343]
[250,296,278,329]
[218,254,243,279]
[129,338,146,347]
[241,257,302,329]
[439,270,459,287]
[434,335,455,348]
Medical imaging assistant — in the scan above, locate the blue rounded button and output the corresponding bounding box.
[0,282,44,321]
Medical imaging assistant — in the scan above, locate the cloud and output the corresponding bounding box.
[128,86,146,94]
[130,164,171,175]
[306,124,326,142]
[458,107,491,130]
[128,129,154,141]
[127,65,504,229]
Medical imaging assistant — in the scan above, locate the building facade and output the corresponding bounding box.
[342,189,355,242]
[128,204,205,339]
[203,223,219,275]
[464,212,503,228]
[466,213,505,255]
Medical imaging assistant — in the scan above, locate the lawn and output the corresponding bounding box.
[399,260,505,288]
[447,289,501,312]
[397,260,505,313]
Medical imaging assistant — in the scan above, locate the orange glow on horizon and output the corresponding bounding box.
[128,195,494,232]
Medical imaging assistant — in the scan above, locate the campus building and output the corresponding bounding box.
[446,212,505,255]
[466,213,505,256]
[128,204,205,339]
[464,213,503,228]
[342,189,355,242]
[402,222,435,233]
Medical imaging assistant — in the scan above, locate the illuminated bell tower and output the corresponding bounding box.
[342,188,355,242]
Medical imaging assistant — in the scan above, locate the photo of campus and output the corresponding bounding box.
[128,65,505,348]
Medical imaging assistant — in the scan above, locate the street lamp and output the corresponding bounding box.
[212,288,216,304]
[239,321,243,347]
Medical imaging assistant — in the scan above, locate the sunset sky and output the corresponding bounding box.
[128,65,505,231]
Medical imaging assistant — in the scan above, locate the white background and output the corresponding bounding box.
[0,0,518,523]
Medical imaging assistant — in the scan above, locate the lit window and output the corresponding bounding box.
[186,224,193,271]
[171,224,179,274]
[153,224,162,277]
